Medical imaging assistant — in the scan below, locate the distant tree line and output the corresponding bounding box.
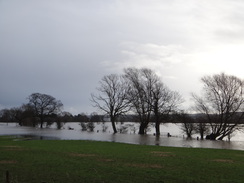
[0,93,105,128]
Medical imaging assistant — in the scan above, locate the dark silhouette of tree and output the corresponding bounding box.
[152,81,183,136]
[192,73,244,140]
[124,68,155,134]
[0,108,16,122]
[76,113,90,122]
[87,121,95,132]
[124,67,183,135]
[89,112,103,122]
[91,74,130,133]
[0,110,3,121]
[12,104,36,126]
[27,93,63,128]
[59,111,73,122]
[194,114,210,140]
[0,105,37,126]
[177,112,196,139]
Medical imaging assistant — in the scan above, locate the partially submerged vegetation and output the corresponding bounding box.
[0,136,243,183]
[1,71,244,140]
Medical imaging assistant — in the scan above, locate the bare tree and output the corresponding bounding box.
[152,81,183,136]
[175,111,196,138]
[91,74,130,133]
[27,93,63,128]
[124,67,183,135]
[194,114,210,140]
[181,122,195,139]
[124,68,156,134]
[192,73,244,140]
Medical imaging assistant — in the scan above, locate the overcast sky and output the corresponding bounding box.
[1,0,244,114]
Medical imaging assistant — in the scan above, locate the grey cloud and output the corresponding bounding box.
[1,0,244,113]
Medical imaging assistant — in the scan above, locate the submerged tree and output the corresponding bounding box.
[0,104,35,126]
[92,67,183,135]
[176,111,196,139]
[192,73,244,140]
[91,74,130,133]
[27,93,63,128]
[194,115,210,140]
[124,67,182,135]
[152,81,183,136]
[124,68,155,134]
[0,108,18,122]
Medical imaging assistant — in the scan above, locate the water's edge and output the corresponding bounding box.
[0,122,244,151]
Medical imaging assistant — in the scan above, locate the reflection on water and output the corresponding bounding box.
[0,122,244,151]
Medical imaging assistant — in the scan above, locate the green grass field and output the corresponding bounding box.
[0,136,243,183]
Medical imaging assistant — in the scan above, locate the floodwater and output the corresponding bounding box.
[0,122,244,151]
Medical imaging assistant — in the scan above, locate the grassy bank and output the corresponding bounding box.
[0,136,243,183]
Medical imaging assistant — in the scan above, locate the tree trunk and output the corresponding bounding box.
[187,133,192,139]
[40,122,43,129]
[138,123,147,134]
[217,134,226,140]
[206,133,218,140]
[40,116,44,129]
[154,111,160,136]
[110,116,117,133]
[213,133,220,140]
[111,121,117,134]
[200,132,204,140]
[155,122,160,136]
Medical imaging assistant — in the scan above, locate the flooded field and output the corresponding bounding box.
[0,122,244,151]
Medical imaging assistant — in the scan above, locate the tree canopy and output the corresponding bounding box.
[192,73,244,140]
[91,74,130,133]
[27,93,63,128]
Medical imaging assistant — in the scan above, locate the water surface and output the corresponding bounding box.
[0,122,243,151]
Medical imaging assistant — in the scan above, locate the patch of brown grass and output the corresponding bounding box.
[212,159,234,163]
[69,153,96,157]
[150,151,175,157]
[126,163,163,169]
[1,146,25,151]
[235,154,244,157]
[0,160,17,164]
[97,158,114,162]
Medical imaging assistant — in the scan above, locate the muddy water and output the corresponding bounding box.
[0,122,244,151]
